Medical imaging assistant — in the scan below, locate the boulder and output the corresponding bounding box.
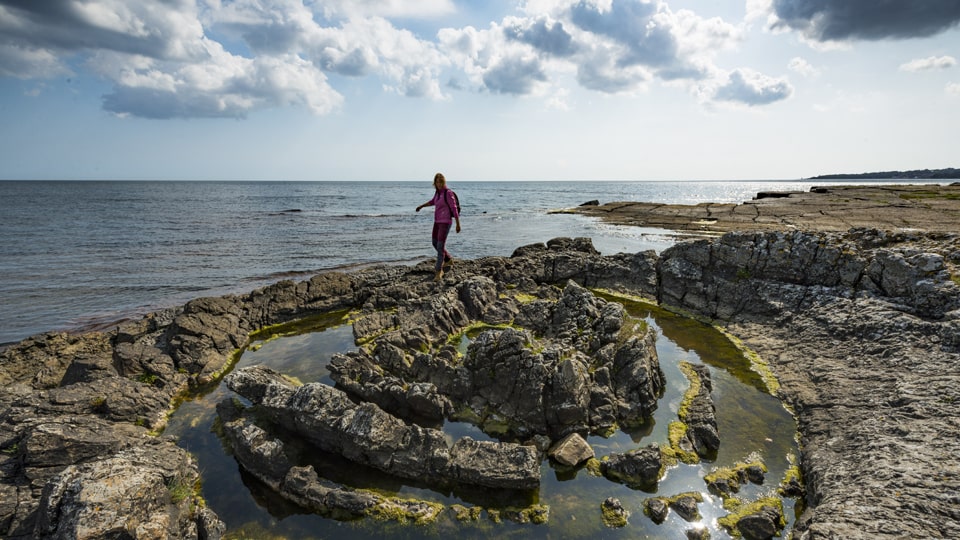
[33,440,222,540]
[737,504,785,540]
[601,497,629,528]
[669,493,702,522]
[329,348,452,420]
[600,444,663,488]
[547,433,594,467]
[644,497,669,524]
[658,230,960,321]
[608,332,664,426]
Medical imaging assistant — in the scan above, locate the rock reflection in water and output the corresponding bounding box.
[164,298,800,539]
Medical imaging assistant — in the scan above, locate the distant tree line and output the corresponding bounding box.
[810,168,960,180]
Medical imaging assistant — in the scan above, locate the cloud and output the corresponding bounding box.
[768,0,960,41]
[545,87,570,111]
[206,1,449,98]
[0,0,448,117]
[948,82,960,97]
[97,47,343,119]
[788,57,819,77]
[440,1,747,99]
[0,43,71,79]
[206,0,317,55]
[0,0,790,117]
[503,17,578,58]
[569,0,678,69]
[482,55,548,95]
[314,0,455,19]
[574,45,652,93]
[899,55,957,72]
[308,17,449,98]
[0,0,210,61]
[713,68,793,106]
[439,21,553,97]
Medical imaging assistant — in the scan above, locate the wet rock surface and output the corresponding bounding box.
[1,183,958,538]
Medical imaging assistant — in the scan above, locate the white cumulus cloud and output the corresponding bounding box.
[712,68,793,106]
[0,43,70,79]
[899,56,957,72]
[439,0,755,103]
[0,0,796,118]
[788,57,819,77]
[314,0,455,19]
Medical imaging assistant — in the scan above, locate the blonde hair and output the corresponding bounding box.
[433,172,446,186]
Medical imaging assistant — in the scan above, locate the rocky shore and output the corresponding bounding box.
[2,185,958,538]
[563,183,960,236]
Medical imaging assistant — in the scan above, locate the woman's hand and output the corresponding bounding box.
[455,219,461,233]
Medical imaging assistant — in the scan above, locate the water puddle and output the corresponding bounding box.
[163,300,800,539]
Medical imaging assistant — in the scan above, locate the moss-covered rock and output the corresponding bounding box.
[601,497,629,528]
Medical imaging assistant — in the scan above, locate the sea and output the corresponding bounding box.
[0,179,946,346]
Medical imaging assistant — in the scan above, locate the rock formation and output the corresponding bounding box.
[224,364,541,490]
[328,276,663,440]
[677,362,719,459]
[1,225,957,538]
[215,397,445,523]
[660,229,960,538]
[0,237,661,537]
[599,444,663,488]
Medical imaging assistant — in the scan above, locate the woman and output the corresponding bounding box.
[415,172,461,282]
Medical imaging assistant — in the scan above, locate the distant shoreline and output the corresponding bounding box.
[808,167,959,180]
[564,183,960,235]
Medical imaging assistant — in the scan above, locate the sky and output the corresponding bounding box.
[0,0,958,181]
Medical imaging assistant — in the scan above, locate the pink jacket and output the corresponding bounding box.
[431,188,459,224]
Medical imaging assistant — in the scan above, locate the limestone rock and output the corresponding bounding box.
[737,504,784,540]
[225,365,541,490]
[601,497,629,528]
[600,444,663,488]
[3,226,957,538]
[547,433,594,467]
[33,440,222,540]
[644,497,668,524]
[680,362,720,458]
[669,494,702,522]
[217,400,441,523]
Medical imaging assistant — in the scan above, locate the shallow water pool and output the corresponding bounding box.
[163,299,800,539]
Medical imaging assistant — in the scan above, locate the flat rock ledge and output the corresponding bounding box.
[1,226,958,538]
[562,183,960,236]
